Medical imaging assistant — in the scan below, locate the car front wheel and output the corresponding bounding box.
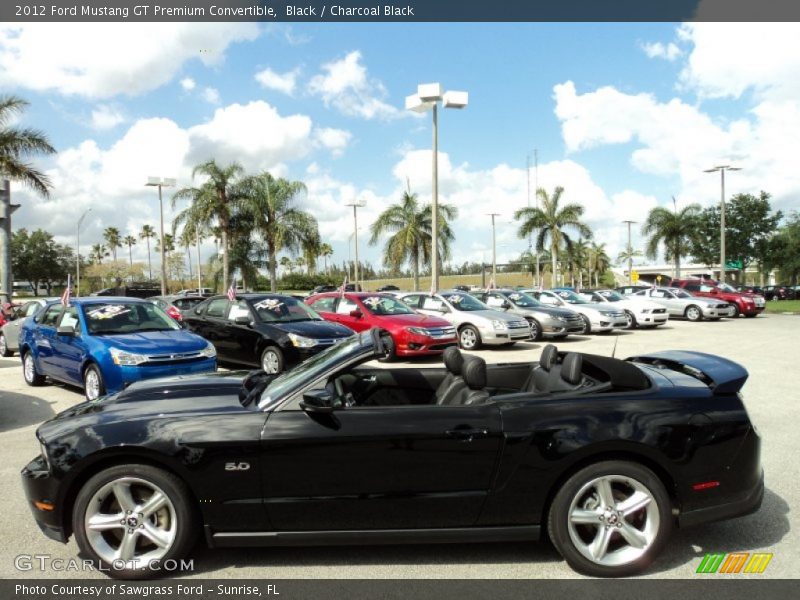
[548,460,672,577]
[459,325,482,350]
[261,346,285,374]
[527,319,542,341]
[730,304,740,318]
[84,364,106,401]
[685,305,702,322]
[72,464,196,580]
[624,311,637,329]
[579,315,592,335]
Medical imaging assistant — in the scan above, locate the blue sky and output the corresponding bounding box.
[2,22,797,271]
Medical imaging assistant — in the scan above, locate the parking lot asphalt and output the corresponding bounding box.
[0,314,796,579]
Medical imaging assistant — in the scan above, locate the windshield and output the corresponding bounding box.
[504,292,541,307]
[597,290,624,302]
[441,293,488,312]
[553,290,590,304]
[258,332,372,409]
[717,283,738,292]
[250,296,322,323]
[669,288,692,299]
[84,302,179,335]
[360,295,414,316]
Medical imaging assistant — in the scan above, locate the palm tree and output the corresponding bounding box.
[567,238,590,288]
[172,160,244,289]
[103,227,121,261]
[123,235,137,266]
[319,243,334,274]
[0,95,56,197]
[587,242,611,288]
[294,255,306,273]
[514,186,592,288]
[279,256,293,275]
[369,190,458,292]
[302,231,321,275]
[616,246,643,284]
[155,233,175,254]
[642,198,701,279]
[235,171,318,291]
[90,244,109,265]
[139,224,156,281]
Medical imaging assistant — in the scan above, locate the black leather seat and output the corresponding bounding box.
[457,355,490,406]
[549,352,587,392]
[523,344,558,392]
[436,347,467,405]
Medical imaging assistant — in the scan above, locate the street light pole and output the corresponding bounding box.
[622,220,637,285]
[704,165,742,284]
[345,201,365,289]
[146,177,176,296]
[76,208,92,297]
[488,213,500,286]
[406,83,468,293]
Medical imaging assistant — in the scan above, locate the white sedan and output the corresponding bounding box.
[579,289,669,329]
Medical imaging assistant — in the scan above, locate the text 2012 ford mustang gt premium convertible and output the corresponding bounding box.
[21,331,763,578]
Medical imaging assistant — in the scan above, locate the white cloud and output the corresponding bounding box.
[255,67,299,95]
[641,41,682,61]
[180,77,196,91]
[308,51,402,120]
[202,87,221,104]
[312,127,352,156]
[90,104,125,130]
[0,23,259,98]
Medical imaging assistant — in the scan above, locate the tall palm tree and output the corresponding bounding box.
[172,160,244,289]
[103,227,121,261]
[0,96,56,197]
[155,233,175,254]
[90,244,109,265]
[642,199,701,279]
[139,224,156,281]
[616,246,643,284]
[319,243,334,274]
[514,186,592,288]
[235,171,317,291]
[279,256,293,275]
[368,190,458,292]
[123,235,136,266]
[587,242,611,288]
[294,255,306,273]
[567,238,590,288]
[302,230,321,276]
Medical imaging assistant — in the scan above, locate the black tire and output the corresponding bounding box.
[72,463,197,580]
[260,346,285,374]
[730,304,740,318]
[684,305,702,322]
[548,460,673,578]
[527,318,543,341]
[377,332,396,362]
[83,364,106,401]
[579,315,592,335]
[624,311,637,330]
[458,325,482,350]
[0,332,12,357]
[22,351,45,386]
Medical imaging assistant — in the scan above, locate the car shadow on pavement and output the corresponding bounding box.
[0,390,56,433]
[648,486,789,575]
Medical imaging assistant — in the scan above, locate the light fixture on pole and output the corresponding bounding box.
[145,176,176,296]
[406,83,468,293]
[703,165,742,284]
[622,220,637,285]
[345,199,366,290]
[76,208,92,297]
[488,213,500,287]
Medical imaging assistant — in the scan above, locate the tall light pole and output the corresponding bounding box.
[704,165,742,284]
[76,208,92,296]
[488,213,500,286]
[345,200,365,289]
[622,220,637,285]
[406,83,468,293]
[146,177,176,296]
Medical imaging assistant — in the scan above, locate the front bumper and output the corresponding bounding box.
[700,307,728,318]
[540,318,584,336]
[108,357,218,393]
[395,334,458,356]
[590,317,628,332]
[637,312,669,326]
[21,454,67,543]
[480,326,531,345]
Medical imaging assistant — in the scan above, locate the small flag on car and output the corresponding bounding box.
[227,277,237,301]
[60,274,72,307]
[339,275,348,298]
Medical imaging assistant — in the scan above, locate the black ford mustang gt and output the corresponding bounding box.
[21,330,763,579]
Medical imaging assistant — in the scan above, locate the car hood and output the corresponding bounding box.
[264,319,354,338]
[453,309,522,323]
[96,329,209,354]
[615,298,664,311]
[512,305,577,319]
[372,312,452,328]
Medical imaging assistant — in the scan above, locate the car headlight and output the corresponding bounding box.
[406,327,429,336]
[200,341,217,358]
[287,332,318,348]
[109,346,148,366]
[491,320,507,330]
[598,310,614,317]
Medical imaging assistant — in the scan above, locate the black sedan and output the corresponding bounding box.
[22,332,762,579]
[183,293,354,373]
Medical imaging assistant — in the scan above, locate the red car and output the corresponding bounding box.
[671,279,765,318]
[305,292,457,358]
[0,302,20,328]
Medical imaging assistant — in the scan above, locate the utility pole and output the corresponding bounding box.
[146,177,176,296]
[704,165,742,284]
[0,180,20,297]
[76,209,92,296]
[345,200,365,289]
[488,213,500,287]
[623,220,637,285]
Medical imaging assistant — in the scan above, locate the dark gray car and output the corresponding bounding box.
[472,289,584,340]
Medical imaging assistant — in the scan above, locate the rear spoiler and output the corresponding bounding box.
[626,350,748,394]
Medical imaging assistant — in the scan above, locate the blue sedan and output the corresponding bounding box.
[19,297,217,400]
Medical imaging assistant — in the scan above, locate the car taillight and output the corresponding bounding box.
[168,307,182,321]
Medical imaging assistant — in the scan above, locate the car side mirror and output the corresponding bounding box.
[349,309,363,319]
[56,325,76,337]
[234,315,251,326]
[501,300,511,309]
[300,389,339,414]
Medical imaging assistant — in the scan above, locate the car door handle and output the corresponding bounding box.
[445,428,489,441]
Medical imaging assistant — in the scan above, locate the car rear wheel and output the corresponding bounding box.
[527,318,542,341]
[22,351,45,386]
[72,464,196,580]
[0,332,12,357]
[84,364,106,401]
[624,311,637,329]
[579,315,592,335]
[548,460,672,577]
[685,305,702,322]
[261,346,284,374]
[458,325,482,350]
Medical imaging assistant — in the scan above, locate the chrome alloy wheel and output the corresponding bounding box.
[23,353,36,383]
[459,327,478,349]
[262,349,281,374]
[84,477,177,568]
[566,475,660,568]
[85,369,102,400]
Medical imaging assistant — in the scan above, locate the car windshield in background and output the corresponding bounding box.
[668,288,692,299]
[360,295,414,316]
[173,297,204,310]
[554,290,590,304]
[598,291,625,302]
[504,292,541,307]
[251,296,322,323]
[717,283,739,292]
[442,293,488,312]
[84,302,179,335]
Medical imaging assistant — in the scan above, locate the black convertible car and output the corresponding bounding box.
[21,331,762,578]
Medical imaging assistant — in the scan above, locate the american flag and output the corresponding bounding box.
[487,277,496,291]
[339,275,348,298]
[226,277,237,301]
[60,274,72,307]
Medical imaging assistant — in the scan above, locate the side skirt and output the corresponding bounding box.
[206,525,541,548]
